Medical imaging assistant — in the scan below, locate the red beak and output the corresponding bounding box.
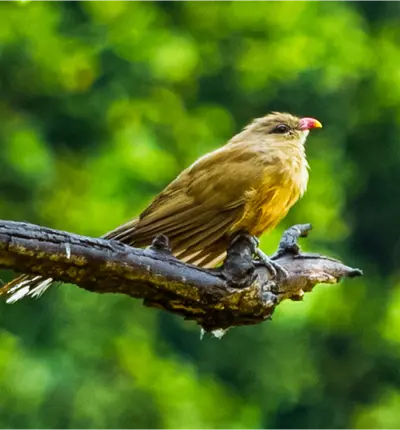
[299,117,323,130]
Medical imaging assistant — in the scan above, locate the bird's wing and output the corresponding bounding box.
[104,143,264,267]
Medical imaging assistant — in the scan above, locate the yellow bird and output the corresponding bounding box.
[1,112,322,302]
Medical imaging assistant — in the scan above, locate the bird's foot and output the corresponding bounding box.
[255,247,289,281]
[231,232,288,281]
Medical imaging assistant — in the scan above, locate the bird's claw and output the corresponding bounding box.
[230,232,289,281]
[255,248,289,281]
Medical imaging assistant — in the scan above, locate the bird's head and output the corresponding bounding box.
[241,112,322,148]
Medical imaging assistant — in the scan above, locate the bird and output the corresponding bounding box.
[0,111,322,303]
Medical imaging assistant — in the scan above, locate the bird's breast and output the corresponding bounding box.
[232,152,309,237]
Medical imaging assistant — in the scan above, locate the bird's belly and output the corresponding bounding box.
[251,195,293,236]
[232,182,301,238]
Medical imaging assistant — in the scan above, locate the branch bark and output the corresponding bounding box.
[0,220,362,333]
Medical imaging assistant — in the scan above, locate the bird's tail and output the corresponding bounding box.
[0,274,55,303]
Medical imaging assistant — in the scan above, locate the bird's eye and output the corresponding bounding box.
[272,124,290,134]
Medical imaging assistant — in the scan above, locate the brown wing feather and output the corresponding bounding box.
[172,209,236,252]
[182,242,227,268]
[174,212,237,258]
[102,143,266,268]
[194,250,226,268]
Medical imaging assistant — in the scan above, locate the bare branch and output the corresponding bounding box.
[0,220,362,333]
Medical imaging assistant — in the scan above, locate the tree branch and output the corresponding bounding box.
[0,220,362,333]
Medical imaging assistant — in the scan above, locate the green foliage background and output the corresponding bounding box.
[0,1,400,428]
